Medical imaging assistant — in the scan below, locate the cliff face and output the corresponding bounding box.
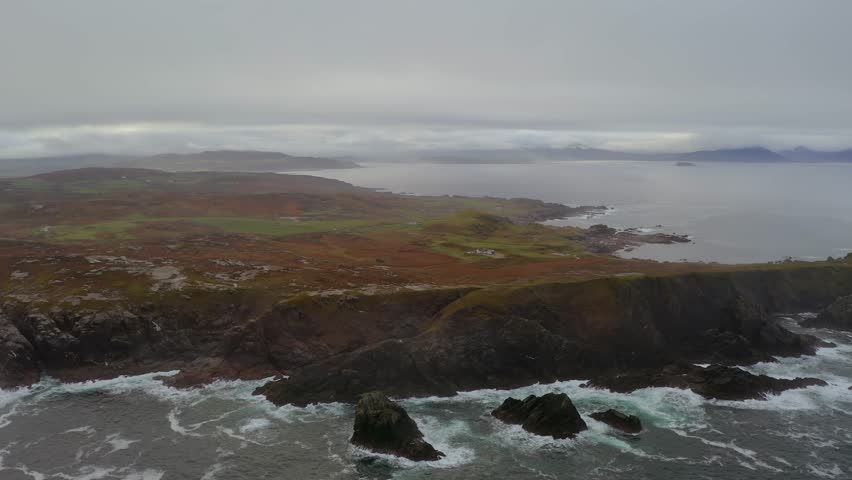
[3,266,852,396]
[258,266,852,405]
[0,287,472,389]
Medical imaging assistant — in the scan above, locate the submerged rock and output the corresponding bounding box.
[585,364,827,401]
[350,391,444,461]
[491,393,587,439]
[590,409,642,434]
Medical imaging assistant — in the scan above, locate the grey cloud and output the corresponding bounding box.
[1,0,851,155]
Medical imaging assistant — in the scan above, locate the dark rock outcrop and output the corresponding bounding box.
[0,310,39,389]
[350,391,444,461]
[491,393,587,439]
[260,268,852,406]
[0,287,470,388]
[585,363,827,401]
[3,266,852,399]
[804,294,852,331]
[590,409,642,433]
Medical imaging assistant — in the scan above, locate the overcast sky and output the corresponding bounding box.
[2,0,851,157]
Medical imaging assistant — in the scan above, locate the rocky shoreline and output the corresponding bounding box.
[3,266,852,411]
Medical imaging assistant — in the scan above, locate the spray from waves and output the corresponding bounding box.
[710,383,852,414]
[742,342,852,383]
[0,386,34,429]
[262,401,350,424]
[724,332,852,413]
[239,417,272,433]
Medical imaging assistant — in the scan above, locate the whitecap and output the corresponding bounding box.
[239,417,271,433]
[200,462,227,480]
[264,401,349,424]
[167,408,203,437]
[808,463,845,479]
[53,465,116,480]
[104,433,139,454]
[216,426,284,447]
[672,429,782,472]
[411,415,476,468]
[120,468,165,480]
[712,382,852,413]
[0,386,34,429]
[63,426,96,435]
[404,380,708,431]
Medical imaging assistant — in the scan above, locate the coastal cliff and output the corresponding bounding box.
[258,265,852,405]
[3,265,852,397]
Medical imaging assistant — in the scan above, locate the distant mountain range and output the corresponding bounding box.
[778,146,852,162]
[415,146,852,164]
[137,150,360,172]
[0,150,360,177]
[2,146,852,177]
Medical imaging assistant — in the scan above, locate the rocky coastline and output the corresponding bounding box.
[3,265,852,409]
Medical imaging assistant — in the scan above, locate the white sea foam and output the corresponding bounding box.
[413,415,476,468]
[54,466,116,480]
[200,462,227,480]
[63,426,96,435]
[348,415,475,471]
[104,433,139,454]
[264,401,349,424]
[672,429,782,472]
[808,463,846,479]
[12,464,46,480]
[167,408,203,437]
[405,381,707,432]
[25,372,275,408]
[0,385,31,409]
[0,386,34,429]
[239,417,271,433]
[120,468,165,480]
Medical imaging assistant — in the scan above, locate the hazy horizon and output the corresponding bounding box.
[3,1,851,158]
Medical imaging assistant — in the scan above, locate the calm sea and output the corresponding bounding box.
[306,161,852,263]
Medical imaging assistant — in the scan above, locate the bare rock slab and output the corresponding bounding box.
[590,409,642,434]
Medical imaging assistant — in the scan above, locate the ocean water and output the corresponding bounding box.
[1,316,851,479]
[299,161,852,264]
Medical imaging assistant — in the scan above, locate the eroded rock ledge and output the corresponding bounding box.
[582,363,827,401]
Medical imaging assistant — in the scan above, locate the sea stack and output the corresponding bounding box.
[350,391,444,461]
[492,393,588,439]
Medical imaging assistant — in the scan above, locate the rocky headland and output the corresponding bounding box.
[257,266,852,406]
[3,259,852,404]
